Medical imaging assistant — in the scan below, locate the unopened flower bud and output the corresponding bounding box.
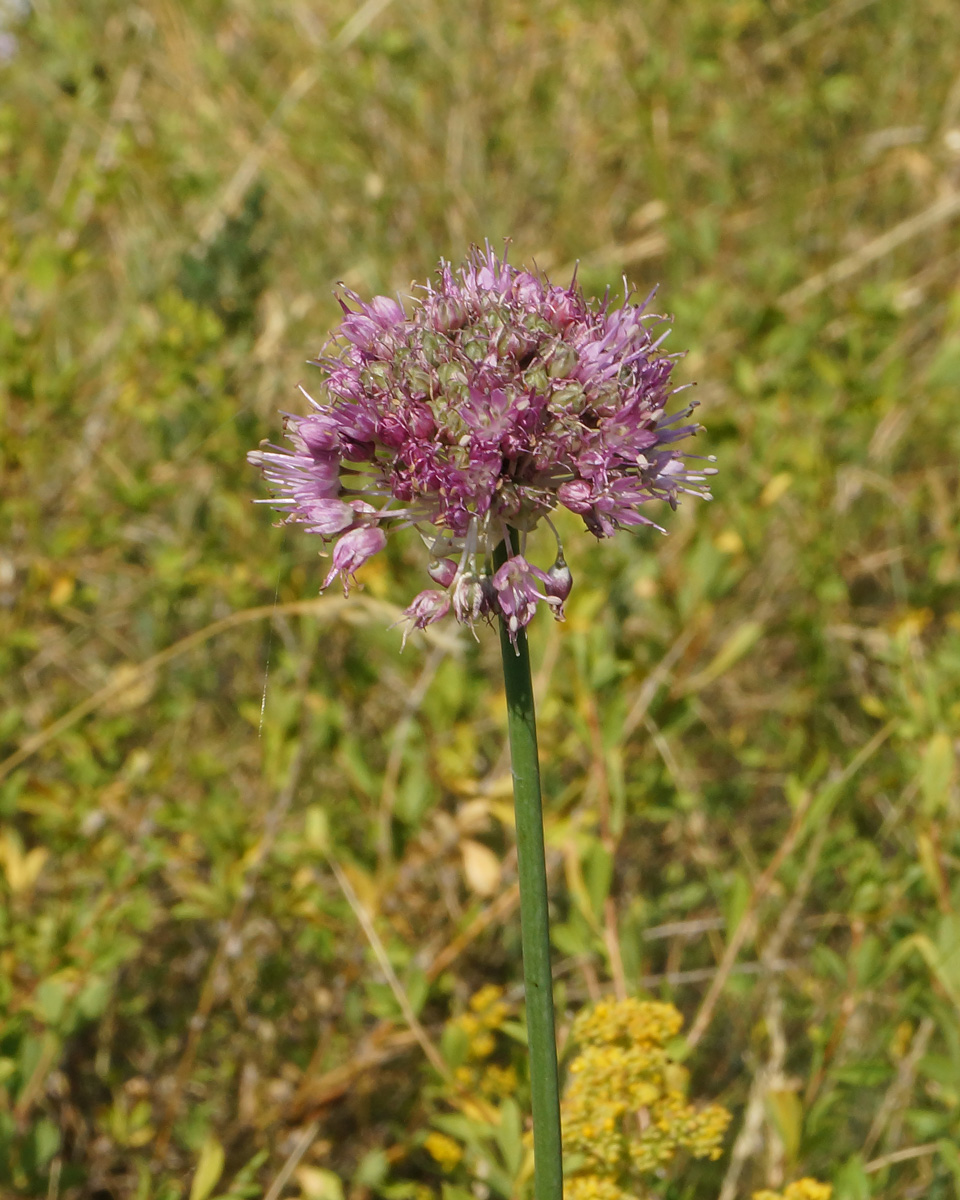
[523,363,550,394]
[428,558,458,588]
[544,549,573,617]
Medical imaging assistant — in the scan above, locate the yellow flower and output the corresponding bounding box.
[565,1173,627,1200]
[423,1132,462,1172]
[785,1182,832,1200]
[562,997,731,1196]
[753,1182,832,1200]
[470,1031,496,1060]
[480,1063,518,1097]
[468,984,508,1026]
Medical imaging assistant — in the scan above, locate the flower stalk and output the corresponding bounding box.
[494,533,563,1200]
[248,243,716,1200]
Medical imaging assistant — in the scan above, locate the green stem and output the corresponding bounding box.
[494,535,563,1200]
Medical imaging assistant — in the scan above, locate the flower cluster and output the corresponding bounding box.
[422,1132,462,1172]
[753,1181,832,1200]
[562,998,731,1200]
[448,984,518,1101]
[249,244,714,646]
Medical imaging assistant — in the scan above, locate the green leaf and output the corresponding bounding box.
[405,967,429,1018]
[499,1019,528,1047]
[212,1149,270,1199]
[889,933,960,1010]
[32,1117,60,1168]
[442,1022,470,1069]
[937,1138,960,1197]
[724,870,751,941]
[921,732,955,816]
[550,919,593,959]
[765,1089,802,1164]
[354,1148,388,1189]
[681,620,763,693]
[189,1136,226,1200]
[440,1186,475,1200]
[583,840,613,921]
[832,1154,870,1200]
[432,1113,496,1143]
[304,805,330,852]
[495,1098,524,1178]
[77,975,112,1021]
[35,978,68,1025]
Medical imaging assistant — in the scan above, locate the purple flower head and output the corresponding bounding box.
[249,243,715,645]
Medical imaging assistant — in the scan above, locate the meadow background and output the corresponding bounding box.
[3,1,960,1197]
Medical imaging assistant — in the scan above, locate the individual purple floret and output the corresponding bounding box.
[249,243,715,647]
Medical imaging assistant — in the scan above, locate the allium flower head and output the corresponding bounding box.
[249,243,715,645]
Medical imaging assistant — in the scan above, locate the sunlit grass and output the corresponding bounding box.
[2,1,960,1197]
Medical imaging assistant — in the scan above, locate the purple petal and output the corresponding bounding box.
[323,525,387,592]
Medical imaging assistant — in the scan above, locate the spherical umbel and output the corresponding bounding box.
[249,243,715,646]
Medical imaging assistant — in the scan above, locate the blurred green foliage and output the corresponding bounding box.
[2,1,960,1198]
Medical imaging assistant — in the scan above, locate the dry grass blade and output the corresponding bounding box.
[2,596,455,783]
[685,811,805,1053]
[864,1142,939,1173]
[686,722,895,1051]
[862,1017,936,1159]
[621,627,697,741]
[425,881,522,981]
[192,0,396,253]
[717,986,788,1200]
[780,190,960,308]
[377,644,447,867]
[327,858,452,1085]
[153,644,316,1161]
[263,1120,321,1200]
[328,858,504,1125]
[758,0,881,63]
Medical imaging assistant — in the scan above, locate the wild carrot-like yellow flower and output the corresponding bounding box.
[562,998,731,1196]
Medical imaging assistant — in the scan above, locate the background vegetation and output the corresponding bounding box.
[2,1,960,1197]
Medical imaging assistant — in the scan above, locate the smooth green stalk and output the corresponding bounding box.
[494,535,563,1200]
